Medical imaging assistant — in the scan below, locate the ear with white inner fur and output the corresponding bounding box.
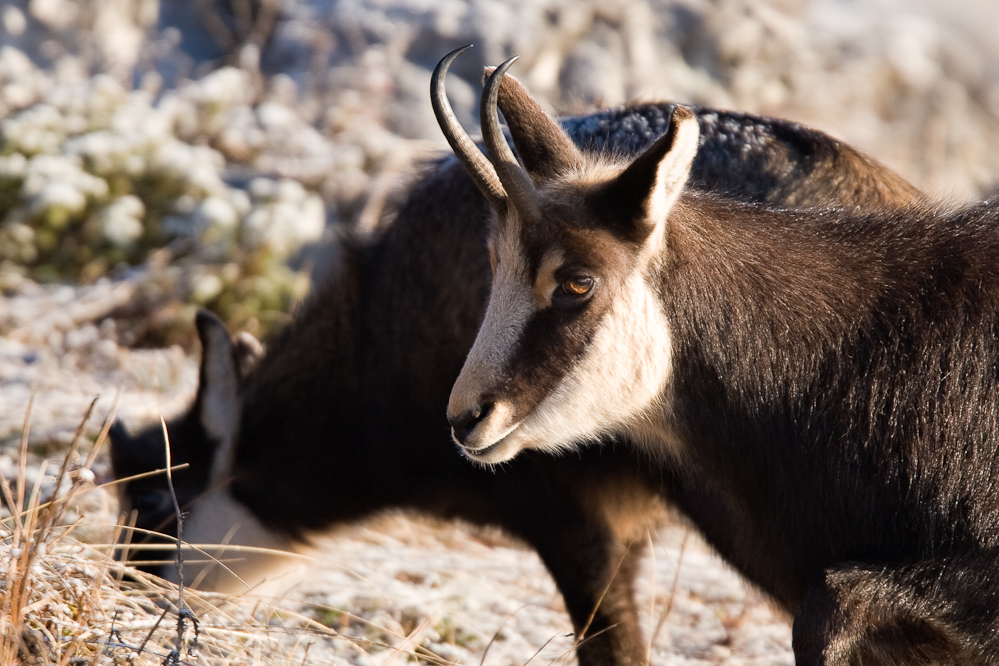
[233,331,264,379]
[591,106,700,243]
[193,309,241,483]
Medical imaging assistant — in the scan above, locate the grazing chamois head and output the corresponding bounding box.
[110,311,294,591]
[435,47,697,463]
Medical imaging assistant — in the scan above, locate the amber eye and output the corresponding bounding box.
[559,276,594,297]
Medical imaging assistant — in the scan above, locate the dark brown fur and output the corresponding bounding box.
[111,92,920,665]
[660,196,999,664]
[447,66,999,665]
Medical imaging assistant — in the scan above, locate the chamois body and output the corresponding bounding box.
[665,195,999,604]
[112,71,919,665]
[439,52,999,664]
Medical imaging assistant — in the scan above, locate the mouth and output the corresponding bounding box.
[452,427,522,464]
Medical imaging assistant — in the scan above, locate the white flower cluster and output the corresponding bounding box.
[0,60,335,332]
[243,178,326,256]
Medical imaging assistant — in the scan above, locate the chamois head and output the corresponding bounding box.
[433,47,699,463]
[109,311,291,591]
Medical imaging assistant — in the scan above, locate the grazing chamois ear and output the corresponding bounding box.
[193,309,242,483]
[590,105,700,245]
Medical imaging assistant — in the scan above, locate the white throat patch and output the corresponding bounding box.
[509,267,675,457]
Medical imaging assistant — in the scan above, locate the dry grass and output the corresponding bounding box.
[0,390,697,666]
[0,400,462,666]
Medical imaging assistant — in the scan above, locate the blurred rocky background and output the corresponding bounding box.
[2,0,998,349]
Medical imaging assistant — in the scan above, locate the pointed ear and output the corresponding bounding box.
[233,331,264,379]
[591,106,700,242]
[485,66,584,182]
[194,310,241,447]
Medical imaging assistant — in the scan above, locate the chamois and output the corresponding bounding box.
[441,51,999,664]
[110,53,920,666]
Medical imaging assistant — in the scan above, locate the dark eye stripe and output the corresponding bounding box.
[502,294,610,420]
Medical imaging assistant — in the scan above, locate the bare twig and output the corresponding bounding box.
[160,417,198,664]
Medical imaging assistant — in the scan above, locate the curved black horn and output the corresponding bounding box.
[481,57,541,223]
[431,46,508,209]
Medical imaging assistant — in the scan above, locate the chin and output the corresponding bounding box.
[457,433,526,465]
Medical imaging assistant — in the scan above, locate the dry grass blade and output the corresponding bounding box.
[14,391,34,549]
[370,616,430,666]
[649,528,690,648]
[574,538,633,652]
[84,392,119,470]
[0,401,429,666]
[478,601,541,666]
[38,396,99,537]
[646,529,656,664]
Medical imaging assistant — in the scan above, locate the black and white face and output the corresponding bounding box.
[431,48,700,465]
[447,108,700,465]
[109,411,224,583]
[448,190,678,464]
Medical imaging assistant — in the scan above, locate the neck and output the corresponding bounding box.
[639,195,999,604]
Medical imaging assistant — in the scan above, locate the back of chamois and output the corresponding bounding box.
[110,49,924,666]
[439,50,999,664]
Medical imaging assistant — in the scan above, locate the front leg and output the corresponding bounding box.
[498,460,665,666]
[527,510,650,666]
[793,558,997,665]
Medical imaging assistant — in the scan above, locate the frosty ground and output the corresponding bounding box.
[0,280,793,664]
[3,0,999,663]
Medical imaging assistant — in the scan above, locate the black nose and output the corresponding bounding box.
[109,420,128,442]
[449,403,494,445]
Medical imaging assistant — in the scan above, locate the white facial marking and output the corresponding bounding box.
[166,488,299,593]
[468,267,676,463]
[449,214,537,447]
[533,247,564,308]
[451,118,698,463]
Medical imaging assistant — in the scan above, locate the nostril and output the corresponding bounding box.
[449,402,494,445]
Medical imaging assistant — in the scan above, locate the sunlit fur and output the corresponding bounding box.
[114,85,925,666]
[443,63,999,663]
[449,115,699,463]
